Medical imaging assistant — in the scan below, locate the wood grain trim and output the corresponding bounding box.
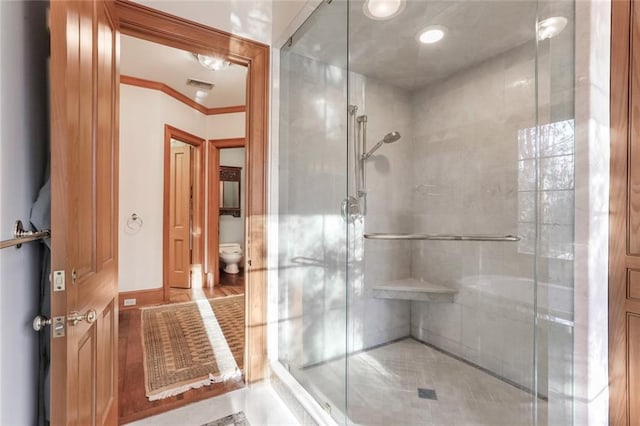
[610,0,633,424]
[207,105,246,115]
[121,75,208,114]
[50,1,71,422]
[208,143,221,288]
[118,288,163,310]
[116,0,270,383]
[163,125,206,302]
[121,75,246,116]
[115,0,269,64]
[210,138,246,149]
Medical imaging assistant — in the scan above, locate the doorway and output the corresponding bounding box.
[118,34,247,423]
[163,126,205,295]
[115,1,269,423]
[209,138,246,287]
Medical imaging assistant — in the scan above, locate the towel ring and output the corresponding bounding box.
[126,213,143,233]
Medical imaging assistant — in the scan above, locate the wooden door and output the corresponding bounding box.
[610,0,640,424]
[50,0,119,424]
[168,144,192,288]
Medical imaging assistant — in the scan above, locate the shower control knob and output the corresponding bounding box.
[341,196,361,222]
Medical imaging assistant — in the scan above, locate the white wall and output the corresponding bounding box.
[0,1,48,424]
[573,0,611,423]
[206,112,245,139]
[119,85,206,292]
[219,148,246,247]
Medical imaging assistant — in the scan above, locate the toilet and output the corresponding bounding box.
[219,243,243,274]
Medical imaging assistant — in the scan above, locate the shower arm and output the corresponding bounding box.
[361,139,384,161]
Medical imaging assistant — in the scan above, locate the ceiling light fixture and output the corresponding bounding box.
[537,16,568,41]
[195,53,231,71]
[363,0,406,20]
[416,26,446,44]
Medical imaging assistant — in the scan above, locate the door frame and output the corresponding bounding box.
[209,138,246,287]
[115,0,270,383]
[163,125,205,299]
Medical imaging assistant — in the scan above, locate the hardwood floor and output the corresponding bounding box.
[118,271,246,424]
[169,269,245,302]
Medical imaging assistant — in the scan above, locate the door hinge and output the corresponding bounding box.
[71,269,77,285]
[52,270,65,292]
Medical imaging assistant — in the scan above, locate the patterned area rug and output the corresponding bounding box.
[141,295,244,401]
[202,411,250,426]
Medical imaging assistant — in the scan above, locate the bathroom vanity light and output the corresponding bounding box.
[416,26,446,44]
[363,0,406,20]
[195,53,231,71]
[537,16,568,41]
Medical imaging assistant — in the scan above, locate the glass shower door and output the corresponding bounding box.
[276,1,350,424]
[276,0,577,424]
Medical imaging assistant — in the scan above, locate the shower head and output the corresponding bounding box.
[362,131,402,160]
[383,131,401,144]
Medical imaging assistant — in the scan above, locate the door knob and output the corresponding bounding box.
[33,315,51,331]
[67,309,97,326]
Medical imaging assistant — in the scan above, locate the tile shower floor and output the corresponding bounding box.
[304,338,546,426]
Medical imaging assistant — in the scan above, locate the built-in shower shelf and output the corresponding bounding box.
[372,278,457,302]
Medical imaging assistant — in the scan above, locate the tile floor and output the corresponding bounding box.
[125,383,300,426]
[304,338,546,426]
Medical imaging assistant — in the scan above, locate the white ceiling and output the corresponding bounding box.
[289,0,547,90]
[120,35,247,109]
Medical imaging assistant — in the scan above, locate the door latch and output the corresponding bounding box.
[67,309,97,326]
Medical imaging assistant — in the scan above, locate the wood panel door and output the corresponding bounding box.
[169,144,192,289]
[50,0,119,424]
[610,0,640,424]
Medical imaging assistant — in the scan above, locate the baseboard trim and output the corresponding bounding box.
[118,288,164,310]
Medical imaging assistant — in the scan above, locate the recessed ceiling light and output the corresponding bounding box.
[363,0,406,20]
[194,53,231,71]
[537,16,568,41]
[416,26,446,44]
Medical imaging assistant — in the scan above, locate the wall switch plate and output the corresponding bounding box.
[123,298,136,306]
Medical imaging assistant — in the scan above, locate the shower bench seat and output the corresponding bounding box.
[372,278,456,302]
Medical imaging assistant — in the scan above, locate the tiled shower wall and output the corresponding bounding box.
[408,33,575,418]
[347,73,414,353]
[409,41,539,390]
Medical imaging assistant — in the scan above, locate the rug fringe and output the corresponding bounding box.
[210,367,242,383]
[147,369,242,401]
[147,377,212,401]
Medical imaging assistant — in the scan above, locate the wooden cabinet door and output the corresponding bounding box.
[610,0,640,424]
[50,0,119,424]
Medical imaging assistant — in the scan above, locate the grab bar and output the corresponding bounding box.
[0,220,51,249]
[364,233,520,242]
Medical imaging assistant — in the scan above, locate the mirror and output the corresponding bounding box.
[220,166,241,217]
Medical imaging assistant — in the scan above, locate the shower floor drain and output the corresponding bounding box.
[417,388,438,400]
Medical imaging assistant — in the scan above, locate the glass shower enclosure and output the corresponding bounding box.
[276,0,576,424]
